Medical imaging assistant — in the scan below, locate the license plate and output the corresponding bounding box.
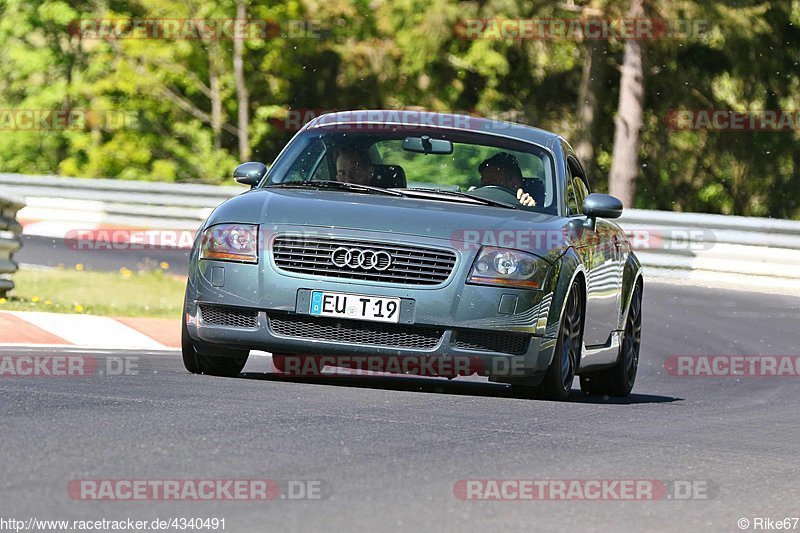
[309,291,401,323]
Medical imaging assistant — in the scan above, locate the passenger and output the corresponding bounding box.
[478,152,536,207]
[335,146,374,186]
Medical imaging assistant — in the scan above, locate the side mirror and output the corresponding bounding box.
[582,193,623,220]
[233,162,268,188]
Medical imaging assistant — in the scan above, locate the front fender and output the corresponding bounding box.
[533,248,586,371]
[546,248,585,336]
[619,250,643,329]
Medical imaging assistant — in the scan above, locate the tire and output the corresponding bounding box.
[516,281,583,401]
[580,281,642,397]
[181,321,249,377]
[181,322,200,374]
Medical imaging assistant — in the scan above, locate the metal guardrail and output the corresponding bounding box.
[0,189,25,296]
[3,173,800,290]
[0,173,240,230]
[618,209,800,288]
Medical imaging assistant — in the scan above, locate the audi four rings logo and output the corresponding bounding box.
[331,247,393,271]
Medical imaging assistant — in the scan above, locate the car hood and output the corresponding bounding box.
[206,189,573,258]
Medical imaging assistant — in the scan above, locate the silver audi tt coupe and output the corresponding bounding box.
[182,110,643,400]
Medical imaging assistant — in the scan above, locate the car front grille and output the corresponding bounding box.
[272,235,457,286]
[452,330,530,355]
[267,313,444,350]
[199,304,258,328]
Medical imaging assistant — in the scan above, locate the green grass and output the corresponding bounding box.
[0,266,186,318]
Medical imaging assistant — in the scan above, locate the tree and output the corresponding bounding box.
[608,0,645,207]
[0,0,797,218]
[233,0,250,160]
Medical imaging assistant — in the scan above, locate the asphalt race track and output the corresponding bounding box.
[1,283,799,532]
[16,235,191,274]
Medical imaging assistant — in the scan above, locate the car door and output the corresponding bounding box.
[565,155,622,347]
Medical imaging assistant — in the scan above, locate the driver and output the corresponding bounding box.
[335,145,374,186]
[478,152,537,207]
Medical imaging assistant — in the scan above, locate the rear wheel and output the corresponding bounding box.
[580,281,642,397]
[181,321,249,377]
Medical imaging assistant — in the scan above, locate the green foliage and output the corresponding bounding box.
[0,0,797,216]
[2,266,185,318]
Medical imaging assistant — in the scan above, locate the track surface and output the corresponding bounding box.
[1,284,799,532]
[17,235,191,274]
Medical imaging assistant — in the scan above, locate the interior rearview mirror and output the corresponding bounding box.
[402,135,453,154]
[233,162,268,188]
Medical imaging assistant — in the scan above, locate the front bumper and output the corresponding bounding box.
[186,225,560,379]
[186,301,556,378]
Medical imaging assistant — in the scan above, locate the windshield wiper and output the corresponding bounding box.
[399,188,518,209]
[266,180,405,197]
[266,181,515,208]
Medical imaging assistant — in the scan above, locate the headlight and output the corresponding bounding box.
[200,224,258,263]
[467,247,549,289]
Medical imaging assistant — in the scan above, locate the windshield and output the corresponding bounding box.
[264,129,557,214]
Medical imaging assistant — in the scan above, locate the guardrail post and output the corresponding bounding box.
[0,193,24,297]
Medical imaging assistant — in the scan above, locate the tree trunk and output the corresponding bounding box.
[609,0,645,207]
[233,0,250,160]
[209,44,222,150]
[575,38,606,171]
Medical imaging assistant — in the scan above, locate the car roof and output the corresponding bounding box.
[303,110,562,150]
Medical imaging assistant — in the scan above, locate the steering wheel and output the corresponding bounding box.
[471,185,519,203]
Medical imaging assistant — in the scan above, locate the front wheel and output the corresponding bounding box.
[181,321,249,377]
[580,281,642,397]
[514,281,583,401]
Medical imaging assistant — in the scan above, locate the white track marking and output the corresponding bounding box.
[7,312,168,350]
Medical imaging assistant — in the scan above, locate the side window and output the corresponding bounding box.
[572,176,589,209]
[567,156,590,215]
[566,159,580,215]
